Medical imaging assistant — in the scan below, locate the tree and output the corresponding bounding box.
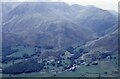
[23,53,29,58]
[67,46,74,53]
[105,72,107,74]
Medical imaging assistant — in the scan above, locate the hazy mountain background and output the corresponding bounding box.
[2,2,117,49]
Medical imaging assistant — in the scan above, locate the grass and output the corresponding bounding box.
[3,46,118,77]
[7,46,35,58]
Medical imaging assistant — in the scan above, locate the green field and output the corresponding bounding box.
[2,46,118,77]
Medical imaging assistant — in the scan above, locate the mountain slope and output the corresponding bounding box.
[2,2,97,49]
[2,2,117,51]
[84,29,118,52]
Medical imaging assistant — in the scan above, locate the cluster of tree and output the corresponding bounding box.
[3,59,44,74]
[100,53,111,59]
[2,57,22,64]
[35,45,54,49]
[23,53,30,58]
[44,46,54,49]
[2,46,18,57]
[69,48,84,61]
[67,46,75,53]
